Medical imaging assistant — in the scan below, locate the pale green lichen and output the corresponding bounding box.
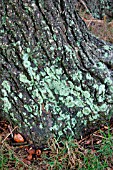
[83,91,90,98]
[18,93,23,98]
[99,103,108,112]
[17,62,113,138]
[1,45,113,143]
[2,80,11,93]
[23,60,31,68]
[1,0,113,146]
[103,45,111,50]
[109,86,113,93]
[24,105,32,112]
[22,53,29,60]
[76,111,83,118]
[83,107,91,115]
[65,96,75,107]
[1,89,8,96]
[26,48,31,53]
[104,77,113,85]
[1,97,11,113]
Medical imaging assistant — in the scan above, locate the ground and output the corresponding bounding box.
[0,118,113,169]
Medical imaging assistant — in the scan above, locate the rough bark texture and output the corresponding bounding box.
[0,0,113,147]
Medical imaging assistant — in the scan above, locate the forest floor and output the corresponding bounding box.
[0,119,113,170]
[76,2,113,44]
[1,3,113,170]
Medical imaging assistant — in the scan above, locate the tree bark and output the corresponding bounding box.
[0,0,113,147]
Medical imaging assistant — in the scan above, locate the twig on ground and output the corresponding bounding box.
[1,126,18,144]
[79,0,90,13]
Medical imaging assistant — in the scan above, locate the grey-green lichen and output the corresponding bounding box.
[1,0,113,146]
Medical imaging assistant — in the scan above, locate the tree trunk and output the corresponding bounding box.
[0,0,113,147]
